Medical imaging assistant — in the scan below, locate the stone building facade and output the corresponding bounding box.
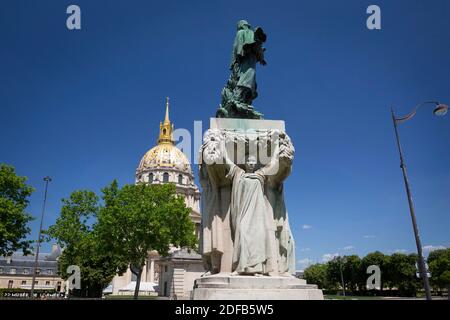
[0,244,65,293]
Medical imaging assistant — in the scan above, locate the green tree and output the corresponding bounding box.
[97,182,197,299]
[46,190,98,246]
[342,255,361,293]
[0,164,35,256]
[385,253,421,297]
[326,257,345,293]
[46,189,126,297]
[359,251,389,292]
[326,255,362,294]
[427,248,450,294]
[303,263,328,290]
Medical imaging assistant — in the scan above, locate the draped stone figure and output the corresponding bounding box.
[226,154,277,275]
[199,130,233,274]
[199,128,296,276]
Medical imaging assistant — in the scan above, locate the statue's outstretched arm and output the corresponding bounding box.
[220,138,235,171]
[258,138,280,177]
[258,131,294,184]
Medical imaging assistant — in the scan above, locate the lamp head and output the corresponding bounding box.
[433,104,448,116]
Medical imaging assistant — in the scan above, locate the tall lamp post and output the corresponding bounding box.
[30,176,52,299]
[338,254,346,297]
[391,101,448,301]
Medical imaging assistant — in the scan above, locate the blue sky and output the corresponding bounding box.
[1,0,449,269]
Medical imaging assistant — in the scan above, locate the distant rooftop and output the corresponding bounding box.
[0,244,62,274]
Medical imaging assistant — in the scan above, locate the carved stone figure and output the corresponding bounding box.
[199,128,295,276]
[226,153,277,275]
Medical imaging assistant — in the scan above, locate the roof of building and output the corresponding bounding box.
[0,245,62,273]
[159,247,202,261]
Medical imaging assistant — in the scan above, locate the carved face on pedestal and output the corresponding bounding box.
[245,155,258,173]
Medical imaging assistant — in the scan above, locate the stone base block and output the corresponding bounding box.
[210,117,285,131]
[192,274,324,300]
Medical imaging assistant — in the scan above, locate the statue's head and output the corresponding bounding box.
[237,20,251,31]
[245,155,258,173]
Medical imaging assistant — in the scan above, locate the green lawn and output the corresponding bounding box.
[325,295,384,300]
[104,295,159,300]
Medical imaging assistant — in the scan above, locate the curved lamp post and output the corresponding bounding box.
[391,101,448,301]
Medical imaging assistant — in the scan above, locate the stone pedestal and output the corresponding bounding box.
[198,118,323,300]
[192,274,324,300]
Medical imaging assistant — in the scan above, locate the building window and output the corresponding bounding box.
[163,172,169,183]
[23,268,29,275]
[45,281,50,286]
[34,281,38,285]
[21,281,26,285]
[10,268,16,275]
[8,280,13,289]
[47,269,53,275]
[148,173,153,183]
[178,174,183,185]
[164,266,168,272]
[36,268,41,275]
[0,268,3,274]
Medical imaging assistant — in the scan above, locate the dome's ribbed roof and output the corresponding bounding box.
[137,143,191,174]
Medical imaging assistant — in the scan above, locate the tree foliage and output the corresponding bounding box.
[326,257,344,291]
[46,190,99,246]
[96,181,197,299]
[303,263,328,289]
[46,189,127,298]
[48,180,198,299]
[360,251,389,291]
[427,249,450,292]
[302,251,436,297]
[326,255,361,292]
[342,255,362,292]
[385,253,421,296]
[0,164,35,256]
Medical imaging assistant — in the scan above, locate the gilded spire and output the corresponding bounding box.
[164,97,170,124]
[158,97,174,145]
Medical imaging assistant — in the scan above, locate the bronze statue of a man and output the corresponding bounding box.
[216,20,267,119]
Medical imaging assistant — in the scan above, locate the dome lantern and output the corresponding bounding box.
[158,97,174,145]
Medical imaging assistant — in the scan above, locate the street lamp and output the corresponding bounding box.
[338,255,346,297]
[391,101,447,301]
[30,176,52,299]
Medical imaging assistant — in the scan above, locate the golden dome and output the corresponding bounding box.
[137,143,191,173]
[137,98,192,174]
